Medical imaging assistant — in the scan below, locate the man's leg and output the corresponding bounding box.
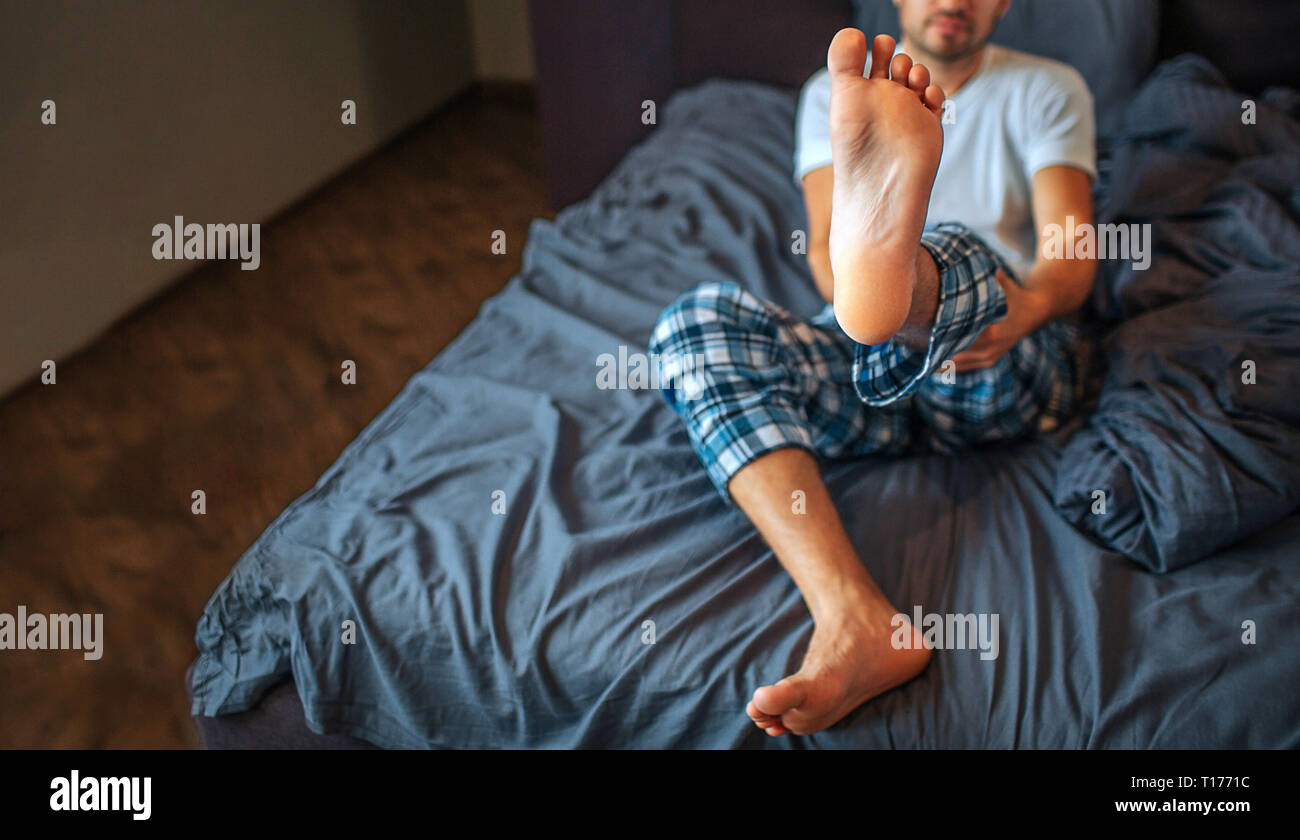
[742,29,968,736]
[746,31,1076,733]
[738,235,941,737]
[652,215,1021,738]
[730,448,930,737]
[649,279,927,737]
[650,29,1043,736]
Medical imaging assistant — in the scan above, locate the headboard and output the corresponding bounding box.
[528,0,1300,210]
[528,0,851,209]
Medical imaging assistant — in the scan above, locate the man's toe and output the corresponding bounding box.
[868,34,895,79]
[890,53,914,84]
[752,676,808,717]
[924,84,945,114]
[908,63,930,96]
[829,28,870,79]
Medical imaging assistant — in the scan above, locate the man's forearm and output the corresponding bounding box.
[1017,257,1096,327]
[808,245,835,305]
[810,244,1093,345]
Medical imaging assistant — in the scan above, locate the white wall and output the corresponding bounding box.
[0,0,476,398]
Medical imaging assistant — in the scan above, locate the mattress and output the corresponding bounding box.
[190,71,1300,748]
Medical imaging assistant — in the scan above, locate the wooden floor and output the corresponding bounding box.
[0,86,552,748]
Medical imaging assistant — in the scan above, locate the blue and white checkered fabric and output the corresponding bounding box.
[649,223,1078,505]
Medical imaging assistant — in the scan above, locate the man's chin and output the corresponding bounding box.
[922,35,977,60]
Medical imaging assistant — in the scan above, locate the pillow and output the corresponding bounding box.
[850,0,1160,138]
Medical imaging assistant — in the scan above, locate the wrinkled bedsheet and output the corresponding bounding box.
[1055,56,1300,573]
[191,64,1300,748]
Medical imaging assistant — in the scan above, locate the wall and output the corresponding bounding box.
[0,0,476,398]
[469,0,536,80]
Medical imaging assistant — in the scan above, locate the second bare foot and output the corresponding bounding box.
[746,584,931,737]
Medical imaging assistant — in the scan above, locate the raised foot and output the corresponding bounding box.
[826,30,946,346]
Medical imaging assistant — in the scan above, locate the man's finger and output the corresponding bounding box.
[959,329,997,354]
[952,351,995,371]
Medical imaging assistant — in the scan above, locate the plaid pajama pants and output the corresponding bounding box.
[648,223,1079,506]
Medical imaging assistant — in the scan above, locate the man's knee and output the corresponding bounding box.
[650,280,748,355]
[666,280,747,320]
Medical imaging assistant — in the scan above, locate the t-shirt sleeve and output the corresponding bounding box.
[794,68,833,185]
[1021,65,1096,181]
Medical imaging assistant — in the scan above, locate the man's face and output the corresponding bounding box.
[894,0,1008,61]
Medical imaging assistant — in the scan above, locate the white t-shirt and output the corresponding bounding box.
[794,43,1096,280]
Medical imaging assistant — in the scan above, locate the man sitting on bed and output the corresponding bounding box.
[650,0,1097,737]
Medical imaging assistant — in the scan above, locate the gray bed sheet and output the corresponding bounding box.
[190,77,1300,748]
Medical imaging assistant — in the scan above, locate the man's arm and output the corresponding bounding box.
[1023,164,1097,316]
[950,164,1096,371]
[801,165,835,305]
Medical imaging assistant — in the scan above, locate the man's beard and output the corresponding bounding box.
[910,16,987,62]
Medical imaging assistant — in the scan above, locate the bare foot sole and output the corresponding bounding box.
[827,30,946,346]
[746,585,932,736]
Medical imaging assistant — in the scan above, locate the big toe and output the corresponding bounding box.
[752,676,808,718]
[827,28,869,79]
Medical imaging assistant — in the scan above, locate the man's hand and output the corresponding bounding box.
[950,269,1052,371]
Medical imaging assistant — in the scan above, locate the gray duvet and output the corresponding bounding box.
[191,62,1300,748]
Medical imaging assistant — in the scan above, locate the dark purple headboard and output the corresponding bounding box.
[528,0,852,209]
[529,0,1300,211]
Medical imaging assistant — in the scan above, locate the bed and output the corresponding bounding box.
[189,0,1300,748]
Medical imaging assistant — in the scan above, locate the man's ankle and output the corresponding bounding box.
[803,570,887,621]
[895,244,941,349]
